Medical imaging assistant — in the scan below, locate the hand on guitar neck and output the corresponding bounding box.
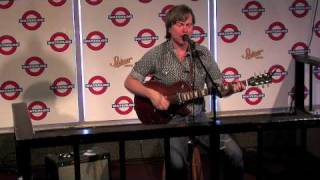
[218,81,246,97]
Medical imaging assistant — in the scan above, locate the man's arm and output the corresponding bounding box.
[124,75,170,110]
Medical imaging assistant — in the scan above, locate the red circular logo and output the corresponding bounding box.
[159,4,174,22]
[289,0,311,18]
[48,0,67,7]
[222,67,241,84]
[0,35,19,55]
[112,96,134,115]
[265,21,288,41]
[135,29,159,48]
[268,64,287,83]
[0,81,23,100]
[242,87,265,105]
[86,76,110,95]
[47,32,72,52]
[313,66,320,80]
[191,26,207,44]
[28,101,50,121]
[218,24,241,43]
[84,31,108,51]
[139,0,152,3]
[289,42,309,55]
[108,7,133,27]
[242,1,265,20]
[86,0,103,5]
[19,10,44,31]
[50,77,74,97]
[0,0,14,9]
[22,56,47,76]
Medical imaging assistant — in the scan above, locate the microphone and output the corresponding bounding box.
[182,34,195,49]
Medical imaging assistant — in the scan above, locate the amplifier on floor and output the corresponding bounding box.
[45,150,111,180]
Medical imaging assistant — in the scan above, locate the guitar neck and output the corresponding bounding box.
[172,73,271,104]
[175,79,251,103]
[176,88,210,104]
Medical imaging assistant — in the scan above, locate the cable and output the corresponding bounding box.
[307,0,319,48]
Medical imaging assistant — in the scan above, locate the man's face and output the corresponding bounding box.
[169,14,194,46]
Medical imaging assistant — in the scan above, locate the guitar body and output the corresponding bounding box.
[134,72,272,124]
[134,81,192,124]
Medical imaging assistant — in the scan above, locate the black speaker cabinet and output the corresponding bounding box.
[45,150,111,180]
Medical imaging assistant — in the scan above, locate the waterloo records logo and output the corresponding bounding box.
[314,66,320,80]
[47,32,72,52]
[139,0,152,3]
[0,0,14,9]
[191,26,207,44]
[289,86,309,99]
[86,0,102,5]
[288,42,310,55]
[289,0,311,18]
[242,87,265,105]
[112,96,134,115]
[28,101,50,121]
[135,29,159,48]
[222,67,241,83]
[22,56,47,77]
[0,35,20,55]
[265,21,288,41]
[48,0,67,7]
[268,64,287,83]
[85,76,110,95]
[159,5,174,22]
[19,10,45,31]
[314,20,320,38]
[108,7,133,27]
[218,24,241,43]
[242,1,265,20]
[84,31,108,51]
[50,77,74,97]
[0,81,23,100]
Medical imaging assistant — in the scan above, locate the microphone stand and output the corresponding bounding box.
[188,44,218,124]
[188,41,220,180]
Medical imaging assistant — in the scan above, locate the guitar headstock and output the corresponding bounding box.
[247,73,272,87]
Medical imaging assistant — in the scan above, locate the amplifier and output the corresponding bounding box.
[45,150,111,180]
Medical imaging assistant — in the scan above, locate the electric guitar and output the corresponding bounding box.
[134,73,272,124]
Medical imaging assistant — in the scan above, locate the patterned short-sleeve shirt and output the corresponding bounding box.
[130,40,223,89]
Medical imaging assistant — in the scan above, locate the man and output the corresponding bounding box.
[125,4,245,180]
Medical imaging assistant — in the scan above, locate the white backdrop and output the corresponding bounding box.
[0,0,319,129]
[216,0,320,115]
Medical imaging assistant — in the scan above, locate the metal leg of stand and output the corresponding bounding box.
[16,141,32,180]
[73,143,81,180]
[256,129,263,180]
[164,137,171,180]
[119,140,126,180]
[209,132,220,180]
